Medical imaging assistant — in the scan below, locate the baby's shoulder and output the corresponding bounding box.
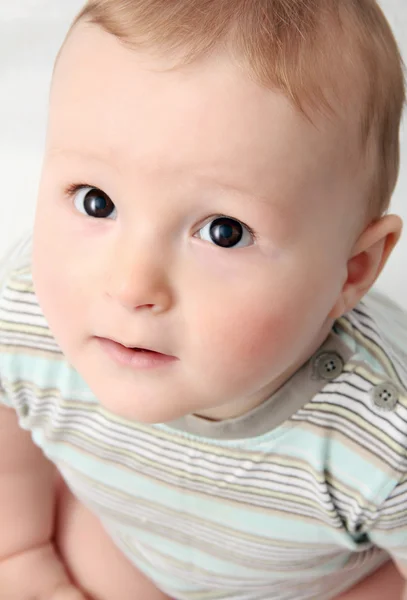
[336,288,407,396]
[0,232,41,352]
[0,232,38,367]
[315,291,407,515]
[0,232,71,410]
[0,231,33,290]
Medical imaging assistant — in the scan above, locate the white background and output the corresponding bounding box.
[0,1,406,305]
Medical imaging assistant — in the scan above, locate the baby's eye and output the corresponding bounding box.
[70,185,117,219]
[197,217,255,248]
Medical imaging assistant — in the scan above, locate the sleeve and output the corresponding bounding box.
[0,231,33,408]
[0,231,32,290]
[369,470,407,566]
[0,375,11,407]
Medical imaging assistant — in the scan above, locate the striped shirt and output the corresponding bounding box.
[1,233,407,600]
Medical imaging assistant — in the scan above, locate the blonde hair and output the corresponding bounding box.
[66,0,405,219]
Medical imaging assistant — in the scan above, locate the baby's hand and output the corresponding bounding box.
[0,541,89,600]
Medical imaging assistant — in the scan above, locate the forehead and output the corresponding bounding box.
[48,23,357,210]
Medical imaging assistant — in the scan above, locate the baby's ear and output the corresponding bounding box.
[329,214,403,319]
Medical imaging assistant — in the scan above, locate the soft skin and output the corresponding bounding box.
[1,19,404,600]
[32,23,400,426]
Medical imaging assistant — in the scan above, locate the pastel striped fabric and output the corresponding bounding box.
[1,234,407,599]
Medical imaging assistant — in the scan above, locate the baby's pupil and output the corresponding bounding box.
[84,189,114,218]
[210,218,243,248]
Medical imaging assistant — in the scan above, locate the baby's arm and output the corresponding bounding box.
[334,559,404,600]
[0,405,87,599]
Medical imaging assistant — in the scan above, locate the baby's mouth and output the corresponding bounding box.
[127,347,159,354]
[119,343,167,355]
[96,337,177,368]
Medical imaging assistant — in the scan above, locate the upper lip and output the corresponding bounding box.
[99,336,173,357]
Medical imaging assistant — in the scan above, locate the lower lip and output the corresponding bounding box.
[97,338,177,370]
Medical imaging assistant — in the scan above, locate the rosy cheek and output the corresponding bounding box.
[238,312,294,366]
[198,303,296,378]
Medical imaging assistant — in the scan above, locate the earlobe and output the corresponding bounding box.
[329,214,403,320]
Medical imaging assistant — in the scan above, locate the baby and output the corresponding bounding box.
[1,0,407,598]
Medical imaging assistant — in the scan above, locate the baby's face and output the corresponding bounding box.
[32,23,363,423]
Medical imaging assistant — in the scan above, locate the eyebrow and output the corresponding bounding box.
[47,146,277,210]
[48,147,114,165]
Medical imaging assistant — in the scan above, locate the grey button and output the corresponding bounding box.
[370,382,399,411]
[313,352,344,381]
[20,403,29,418]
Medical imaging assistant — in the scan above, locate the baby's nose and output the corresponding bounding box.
[105,250,173,314]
